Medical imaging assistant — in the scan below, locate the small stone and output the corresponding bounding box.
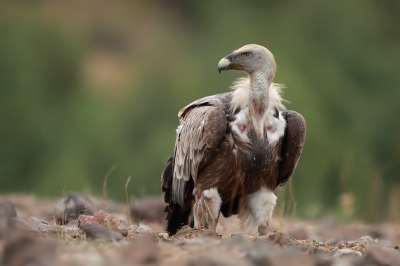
[0,202,17,219]
[78,209,128,236]
[158,232,169,240]
[81,224,122,242]
[30,217,53,230]
[53,192,95,224]
[0,202,17,239]
[333,248,362,258]
[353,235,374,245]
[128,223,154,234]
[267,231,293,246]
[10,217,40,236]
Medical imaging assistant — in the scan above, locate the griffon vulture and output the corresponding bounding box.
[162,44,306,235]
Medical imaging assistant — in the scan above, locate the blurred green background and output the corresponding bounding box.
[0,0,399,222]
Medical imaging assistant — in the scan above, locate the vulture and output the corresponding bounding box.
[162,44,306,235]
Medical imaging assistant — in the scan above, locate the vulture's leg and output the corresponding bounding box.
[238,187,277,235]
[193,187,221,230]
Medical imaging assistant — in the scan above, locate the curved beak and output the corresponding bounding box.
[218,53,234,73]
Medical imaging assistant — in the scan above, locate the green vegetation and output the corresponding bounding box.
[0,1,399,222]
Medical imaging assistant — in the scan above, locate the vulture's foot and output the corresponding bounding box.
[193,188,222,230]
[258,224,268,235]
[239,187,277,235]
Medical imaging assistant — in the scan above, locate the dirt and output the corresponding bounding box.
[1,193,399,266]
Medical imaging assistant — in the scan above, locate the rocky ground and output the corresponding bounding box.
[0,193,399,266]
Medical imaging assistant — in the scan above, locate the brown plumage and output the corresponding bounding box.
[162,44,306,235]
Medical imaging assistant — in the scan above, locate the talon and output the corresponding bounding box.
[258,224,268,235]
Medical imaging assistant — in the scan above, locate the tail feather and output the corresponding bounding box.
[162,157,194,235]
[166,203,191,235]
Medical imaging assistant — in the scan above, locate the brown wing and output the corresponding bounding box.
[276,110,306,187]
[171,103,227,206]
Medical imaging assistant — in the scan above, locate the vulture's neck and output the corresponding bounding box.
[248,71,271,121]
[247,71,272,138]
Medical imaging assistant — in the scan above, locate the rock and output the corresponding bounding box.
[0,202,17,218]
[53,192,95,224]
[267,231,293,246]
[2,229,57,266]
[9,216,39,236]
[78,209,128,236]
[355,245,400,266]
[30,217,53,230]
[352,235,374,246]
[81,224,122,242]
[122,234,158,264]
[0,202,17,239]
[158,232,169,240]
[128,223,154,234]
[171,226,220,241]
[332,248,362,258]
[38,224,83,240]
[1,213,40,240]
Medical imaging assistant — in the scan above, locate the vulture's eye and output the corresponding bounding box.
[242,52,251,58]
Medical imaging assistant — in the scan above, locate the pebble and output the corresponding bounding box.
[9,216,40,236]
[53,192,95,224]
[332,248,362,258]
[128,223,154,234]
[0,202,17,239]
[267,231,293,246]
[78,209,128,236]
[0,202,17,219]
[81,224,122,242]
[30,217,53,230]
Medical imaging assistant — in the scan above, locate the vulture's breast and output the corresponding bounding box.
[229,108,287,176]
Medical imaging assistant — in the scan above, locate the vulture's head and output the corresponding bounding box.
[218,44,276,78]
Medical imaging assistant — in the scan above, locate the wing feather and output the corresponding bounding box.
[277,111,307,187]
[172,104,227,205]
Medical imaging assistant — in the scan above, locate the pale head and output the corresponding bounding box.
[218,44,277,80]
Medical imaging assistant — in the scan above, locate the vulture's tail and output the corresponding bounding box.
[162,157,194,235]
[166,203,192,235]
